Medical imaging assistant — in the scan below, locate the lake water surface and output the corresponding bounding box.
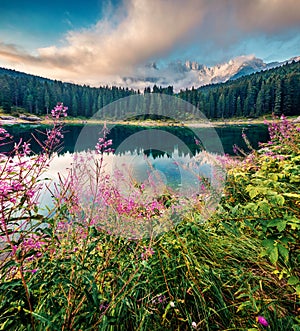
[2,123,269,212]
[3,123,269,156]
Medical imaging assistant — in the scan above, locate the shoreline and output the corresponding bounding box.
[0,118,270,128]
[1,115,298,128]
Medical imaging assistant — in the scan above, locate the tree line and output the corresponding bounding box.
[0,61,299,120]
[0,68,137,118]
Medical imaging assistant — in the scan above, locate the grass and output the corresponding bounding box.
[1,212,297,330]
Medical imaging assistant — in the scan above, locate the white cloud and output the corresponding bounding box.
[0,0,299,86]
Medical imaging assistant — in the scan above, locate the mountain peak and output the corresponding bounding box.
[121,55,299,91]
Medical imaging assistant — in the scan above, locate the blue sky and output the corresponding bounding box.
[0,0,299,87]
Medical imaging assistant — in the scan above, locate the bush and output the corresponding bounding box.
[220,116,300,323]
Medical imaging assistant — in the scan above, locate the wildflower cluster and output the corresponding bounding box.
[0,102,67,266]
[95,123,114,154]
[260,114,300,155]
[42,103,68,152]
[232,129,255,157]
[95,137,114,154]
[50,102,68,119]
[0,127,11,141]
[141,246,155,260]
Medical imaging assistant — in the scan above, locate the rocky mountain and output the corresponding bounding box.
[121,55,300,91]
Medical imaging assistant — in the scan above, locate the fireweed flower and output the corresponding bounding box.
[51,102,68,118]
[0,127,7,135]
[233,144,238,154]
[141,246,155,260]
[22,142,31,155]
[95,136,114,154]
[257,316,269,327]
[0,127,11,144]
[151,295,167,306]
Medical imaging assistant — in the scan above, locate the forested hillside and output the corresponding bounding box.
[0,68,137,117]
[179,60,300,119]
[0,61,299,119]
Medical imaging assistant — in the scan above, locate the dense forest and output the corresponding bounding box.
[179,60,300,119]
[0,61,299,119]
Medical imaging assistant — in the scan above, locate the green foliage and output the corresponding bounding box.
[221,118,300,301]
[3,213,298,330]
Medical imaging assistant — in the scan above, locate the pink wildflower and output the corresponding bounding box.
[257,316,269,327]
[51,102,68,118]
[141,246,155,260]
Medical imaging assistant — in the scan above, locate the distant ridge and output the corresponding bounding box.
[121,55,300,91]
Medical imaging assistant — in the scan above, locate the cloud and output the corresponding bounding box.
[187,0,300,52]
[0,0,299,85]
[234,0,300,34]
[0,0,206,80]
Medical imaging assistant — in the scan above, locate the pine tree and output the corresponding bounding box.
[282,75,293,115]
[71,93,78,117]
[274,78,282,116]
[236,96,242,117]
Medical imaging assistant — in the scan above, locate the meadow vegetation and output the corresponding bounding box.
[0,104,299,330]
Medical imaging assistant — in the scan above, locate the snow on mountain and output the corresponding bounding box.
[120,55,299,91]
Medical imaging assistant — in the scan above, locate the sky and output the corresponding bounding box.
[0,0,299,88]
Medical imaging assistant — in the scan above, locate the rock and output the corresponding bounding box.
[19,115,42,122]
[293,116,300,123]
[0,115,17,121]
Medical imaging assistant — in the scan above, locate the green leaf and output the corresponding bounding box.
[257,200,271,215]
[24,309,58,328]
[269,173,278,181]
[245,202,258,212]
[246,185,259,199]
[292,324,300,331]
[288,276,300,286]
[262,239,274,250]
[278,244,289,262]
[276,220,287,232]
[286,216,300,230]
[273,194,285,206]
[269,246,278,264]
[237,301,251,312]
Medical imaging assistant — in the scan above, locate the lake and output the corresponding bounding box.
[1,123,269,196]
[2,123,269,156]
[1,122,270,226]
